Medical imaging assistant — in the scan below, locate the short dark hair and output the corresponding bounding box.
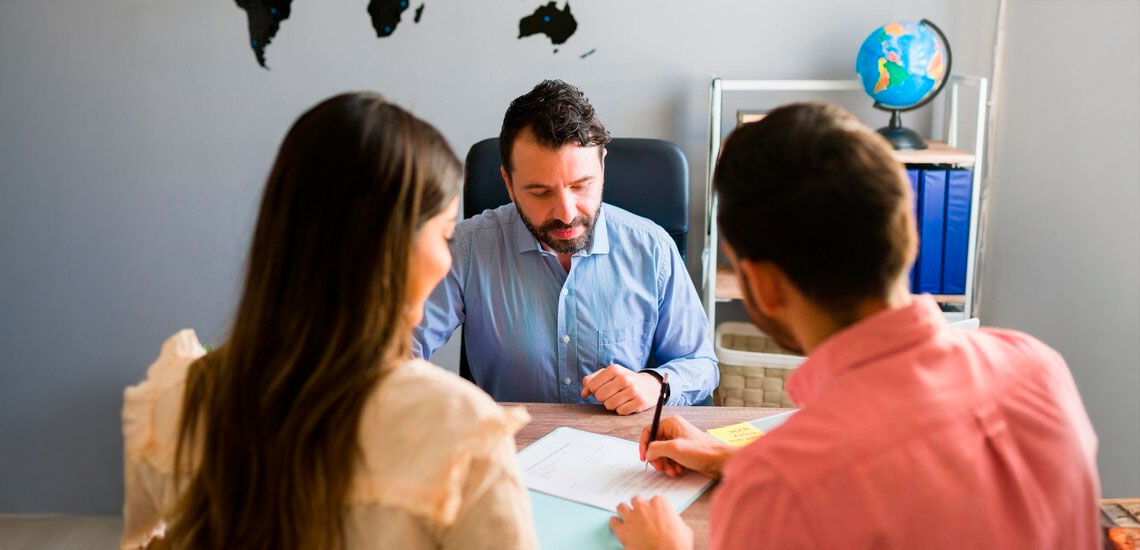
[715,102,915,316]
[499,79,611,173]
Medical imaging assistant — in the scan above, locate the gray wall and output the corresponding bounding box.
[981,0,1140,497]
[1,0,1132,514]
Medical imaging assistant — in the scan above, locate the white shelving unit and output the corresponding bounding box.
[701,76,989,331]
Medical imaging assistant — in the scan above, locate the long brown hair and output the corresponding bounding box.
[163,93,461,549]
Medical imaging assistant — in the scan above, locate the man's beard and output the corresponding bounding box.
[515,202,601,255]
[737,270,805,355]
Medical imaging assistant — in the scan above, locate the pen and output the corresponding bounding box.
[645,372,670,471]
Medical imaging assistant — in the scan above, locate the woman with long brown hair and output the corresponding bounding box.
[120,93,536,549]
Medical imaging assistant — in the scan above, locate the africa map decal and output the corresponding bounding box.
[235,0,583,68]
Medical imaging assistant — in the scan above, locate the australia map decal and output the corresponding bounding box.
[235,0,582,69]
[519,2,578,47]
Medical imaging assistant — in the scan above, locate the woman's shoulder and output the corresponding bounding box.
[363,359,529,447]
[122,329,208,472]
[380,359,497,404]
[125,330,208,394]
[352,359,530,524]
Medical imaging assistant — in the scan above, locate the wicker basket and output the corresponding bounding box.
[713,322,805,407]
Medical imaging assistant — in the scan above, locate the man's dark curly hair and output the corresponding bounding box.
[499,80,611,174]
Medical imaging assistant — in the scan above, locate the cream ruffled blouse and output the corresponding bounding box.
[121,330,537,549]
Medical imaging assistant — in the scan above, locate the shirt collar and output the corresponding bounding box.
[786,295,946,407]
[513,203,611,256]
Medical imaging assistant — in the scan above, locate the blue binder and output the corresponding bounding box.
[906,169,921,292]
[915,169,946,294]
[941,169,973,294]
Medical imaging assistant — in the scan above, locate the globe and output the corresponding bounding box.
[854,20,952,150]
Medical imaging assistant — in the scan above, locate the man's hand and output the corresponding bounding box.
[609,495,693,550]
[640,415,736,479]
[581,365,661,415]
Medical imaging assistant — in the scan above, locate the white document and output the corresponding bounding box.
[517,427,715,512]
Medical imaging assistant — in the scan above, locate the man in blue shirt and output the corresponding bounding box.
[412,80,717,414]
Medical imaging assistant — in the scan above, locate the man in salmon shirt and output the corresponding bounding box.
[609,102,1102,550]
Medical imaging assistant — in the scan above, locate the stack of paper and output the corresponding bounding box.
[517,427,714,549]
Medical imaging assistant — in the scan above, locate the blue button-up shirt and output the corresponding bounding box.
[412,203,718,405]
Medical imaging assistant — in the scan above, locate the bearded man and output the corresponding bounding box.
[412,80,718,414]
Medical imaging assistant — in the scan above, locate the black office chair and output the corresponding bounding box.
[458,137,690,382]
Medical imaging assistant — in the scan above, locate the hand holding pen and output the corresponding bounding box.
[640,413,738,480]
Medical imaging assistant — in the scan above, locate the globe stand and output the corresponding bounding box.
[863,18,953,152]
[878,109,928,150]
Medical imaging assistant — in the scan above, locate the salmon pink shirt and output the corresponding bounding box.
[710,296,1100,549]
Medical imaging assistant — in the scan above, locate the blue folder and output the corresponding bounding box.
[906,169,921,292]
[941,170,973,294]
[528,490,622,549]
[915,169,946,293]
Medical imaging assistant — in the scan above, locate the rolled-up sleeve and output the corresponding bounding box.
[711,458,817,550]
[649,241,719,405]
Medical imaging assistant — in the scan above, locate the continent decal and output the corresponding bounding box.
[234,0,590,67]
[235,0,293,68]
[368,0,410,38]
[519,2,578,46]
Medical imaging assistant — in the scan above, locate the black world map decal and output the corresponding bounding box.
[234,0,585,68]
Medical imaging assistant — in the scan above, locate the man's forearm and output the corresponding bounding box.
[650,358,718,405]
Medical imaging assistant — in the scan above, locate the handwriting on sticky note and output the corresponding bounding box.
[707,421,765,447]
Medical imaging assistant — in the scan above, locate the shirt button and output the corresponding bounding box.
[560,288,568,297]
[562,335,570,343]
[563,377,572,385]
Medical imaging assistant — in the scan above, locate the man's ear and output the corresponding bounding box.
[500,165,515,202]
[737,260,789,317]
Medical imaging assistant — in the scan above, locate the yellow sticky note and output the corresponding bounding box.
[707,421,765,447]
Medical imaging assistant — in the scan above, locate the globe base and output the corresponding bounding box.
[877,125,928,150]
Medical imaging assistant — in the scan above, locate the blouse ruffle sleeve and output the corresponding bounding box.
[120,329,206,549]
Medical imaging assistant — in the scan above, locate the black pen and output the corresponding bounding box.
[645,372,670,470]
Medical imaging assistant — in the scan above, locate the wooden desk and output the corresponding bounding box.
[507,403,792,549]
